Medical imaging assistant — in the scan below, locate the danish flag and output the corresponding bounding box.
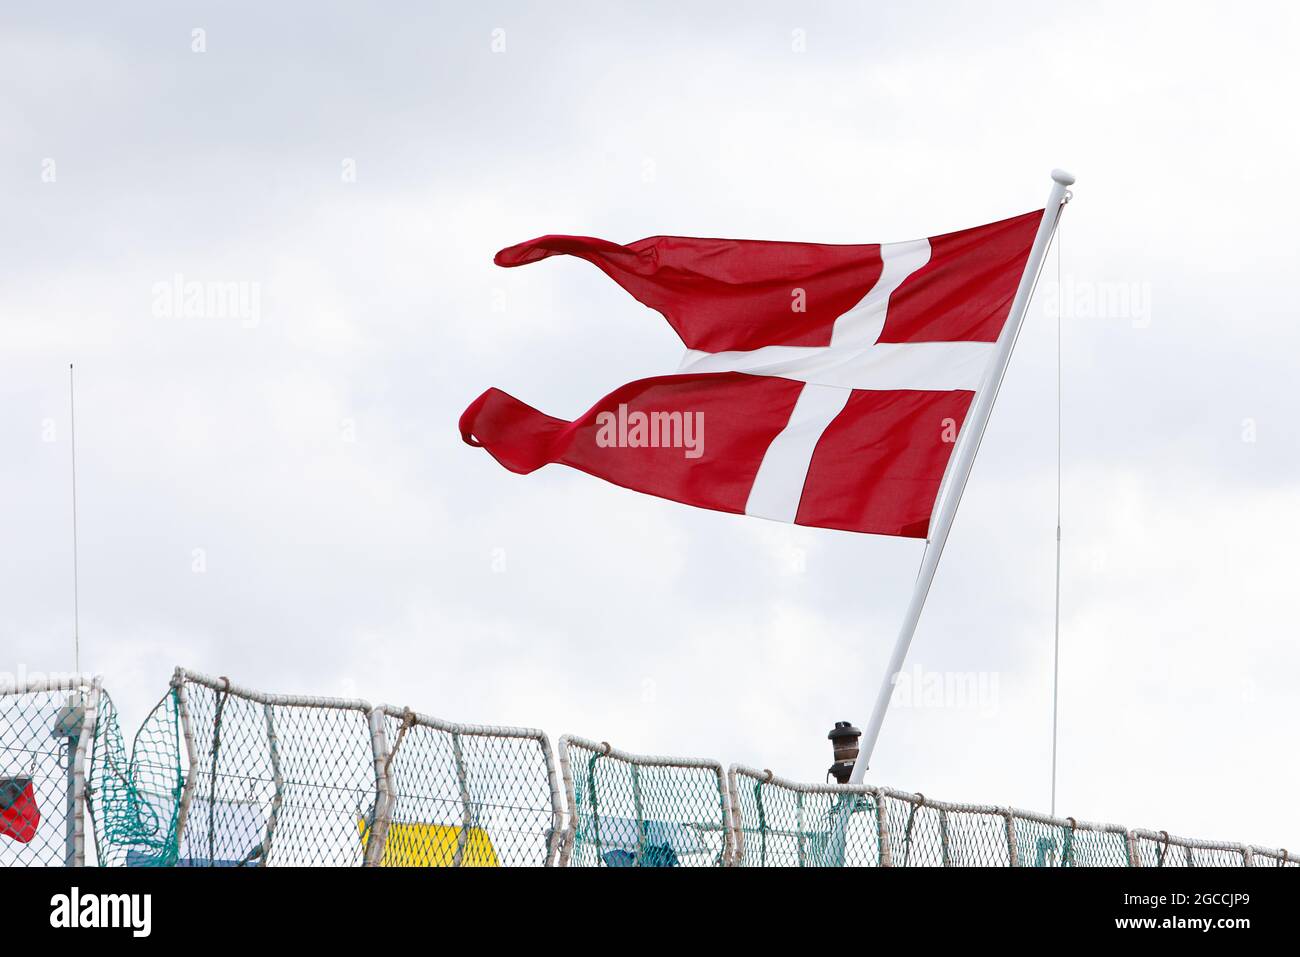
[460,210,1042,538]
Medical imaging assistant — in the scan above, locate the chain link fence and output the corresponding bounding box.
[3,668,1295,867]
[729,766,887,867]
[1130,829,1294,868]
[86,668,565,867]
[1005,805,1132,867]
[558,735,733,867]
[0,675,99,867]
[373,706,562,866]
[727,768,1294,867]
[170,670,381,866]
[871,789,1131,866]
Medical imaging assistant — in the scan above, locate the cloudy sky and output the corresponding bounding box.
[3,1,1298,848]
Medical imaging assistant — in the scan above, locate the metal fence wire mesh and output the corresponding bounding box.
[1008,810,1131,867]
[375,708,562,866]
[0,676,98,867]
[1129,830,1295,868]
[559,736,733,867]
[87,669,565,868]
[879,791,1015,866]
[728,767,886,867]
[175,671,379,867]
[726,771,1295,868]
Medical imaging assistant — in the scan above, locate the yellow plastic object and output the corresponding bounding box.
[358,819,499,867]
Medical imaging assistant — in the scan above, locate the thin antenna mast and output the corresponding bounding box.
[69,364,80,674]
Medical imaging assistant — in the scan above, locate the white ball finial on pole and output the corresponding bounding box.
[1052,168,1076,186]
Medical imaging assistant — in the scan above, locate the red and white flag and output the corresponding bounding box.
[460,210,1042,538]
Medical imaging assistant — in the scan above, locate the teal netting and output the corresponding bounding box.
[88,689,184,866]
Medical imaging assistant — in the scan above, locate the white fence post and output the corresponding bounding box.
[1003,809,1019,867]
[724,767,745,867]
[717,763,736,868]
[262,703,284,866]
[557,736,577,867]
[171,670,199,862]
[451,731,472,867]
[540,734,565,867]
[876,791,892,868]
[69,677,100,867]
[363,708,392,867]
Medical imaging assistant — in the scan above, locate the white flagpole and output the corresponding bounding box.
[849,169,1074,784]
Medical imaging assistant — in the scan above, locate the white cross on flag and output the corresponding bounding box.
[460,210,1043,538]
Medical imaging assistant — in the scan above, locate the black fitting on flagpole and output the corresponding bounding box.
[828,721,861,784]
